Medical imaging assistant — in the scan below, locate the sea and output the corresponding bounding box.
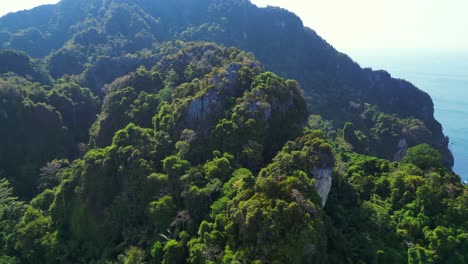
[348,50,468,182]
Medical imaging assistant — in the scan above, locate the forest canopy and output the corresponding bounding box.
[0,0,465,263]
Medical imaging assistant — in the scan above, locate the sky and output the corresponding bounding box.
[250,0,468,53]
[1,0,467,54]
[0,0,60,16]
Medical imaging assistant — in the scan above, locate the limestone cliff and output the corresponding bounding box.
[313,167,333,207]
[393,138,408,162]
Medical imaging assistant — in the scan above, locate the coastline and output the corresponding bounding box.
[349,50,468,181]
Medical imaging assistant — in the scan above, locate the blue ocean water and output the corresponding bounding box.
[348,50,468,181]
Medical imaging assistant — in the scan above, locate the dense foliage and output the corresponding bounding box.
[0,72,98,198]
[326,148,466,264]
[0,0,465,263]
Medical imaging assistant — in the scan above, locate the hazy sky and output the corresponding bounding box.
[251,0,468,53]
[1,0,467,53]
[0,0,60,16]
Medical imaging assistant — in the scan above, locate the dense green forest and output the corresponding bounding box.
[0,0,466,263]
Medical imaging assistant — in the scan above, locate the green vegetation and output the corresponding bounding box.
[0,50,52,85]
[326,148,466,264]
[0,0,465,263]
[0,74,98,198]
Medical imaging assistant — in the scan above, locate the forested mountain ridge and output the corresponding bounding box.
[0,0,466,263]
[0,0,452,165]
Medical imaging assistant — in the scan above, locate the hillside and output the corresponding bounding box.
[0,0,453,165]
[0,0,465,263]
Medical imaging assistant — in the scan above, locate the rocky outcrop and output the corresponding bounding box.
[313,167,333,207]
[186,88,220,123]
[183,63,247,133]
[393,138,408,162]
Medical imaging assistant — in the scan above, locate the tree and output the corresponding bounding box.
[0,178,25,257]
[402,144,443,170]
[118,246,148,264]
[162,240,185,264]
[148,196,176,229]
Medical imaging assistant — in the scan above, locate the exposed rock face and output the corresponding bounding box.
[183,63,246,133]
[393,138,408,162]
[313,167,333,207]
[186,88,220,123]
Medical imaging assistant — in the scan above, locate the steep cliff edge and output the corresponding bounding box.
[313,167,333,207]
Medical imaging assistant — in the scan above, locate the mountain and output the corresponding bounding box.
[0,0,453,165]
[0,1,465,263]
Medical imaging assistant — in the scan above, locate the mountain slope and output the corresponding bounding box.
[0,42,464,263]
[0,0,453,165]
[0,1,465,263]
